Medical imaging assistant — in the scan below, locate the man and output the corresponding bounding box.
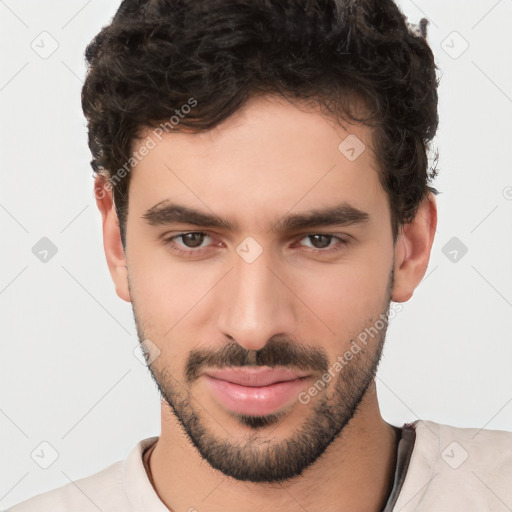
[10,0,512,511]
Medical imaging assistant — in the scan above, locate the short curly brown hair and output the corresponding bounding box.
[82,0,439,245]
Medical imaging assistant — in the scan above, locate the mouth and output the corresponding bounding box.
[203,366,312,416]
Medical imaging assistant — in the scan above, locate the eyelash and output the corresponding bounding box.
[162,232,350,257]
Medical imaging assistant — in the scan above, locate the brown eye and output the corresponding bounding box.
[295,234,350,254]
[163,231,220,257]
[304,234,334,249]
[179,232,207,248]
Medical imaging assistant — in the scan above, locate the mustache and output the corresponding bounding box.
[185,338,329,384]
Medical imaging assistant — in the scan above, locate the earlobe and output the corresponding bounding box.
[391,193,437,303]
[94,177,131,303]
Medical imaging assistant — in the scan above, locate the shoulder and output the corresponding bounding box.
[7,437,159,512]
[7,461,125,512]
[394,420,512,511]
[414,419,512,470]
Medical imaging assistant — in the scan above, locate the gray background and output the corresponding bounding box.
[1,0,511,508]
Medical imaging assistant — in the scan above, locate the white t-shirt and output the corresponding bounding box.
[8,420,512,511]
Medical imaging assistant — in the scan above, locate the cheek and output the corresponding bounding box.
[127,245,221,338]
[128,261,205,376]
[288,255,393,363]
[296,257,391,325]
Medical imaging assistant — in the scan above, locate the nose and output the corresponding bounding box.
[216,247,297,352]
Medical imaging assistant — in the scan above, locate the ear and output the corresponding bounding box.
[94,177,131,303]
[391,192,437,302]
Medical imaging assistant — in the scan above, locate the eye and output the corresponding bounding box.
[174,232,210,248]
[163,232,216,255]
[300,234,334,249]
[295,234,349,253]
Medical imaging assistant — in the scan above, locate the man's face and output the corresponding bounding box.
[124,95,396,482]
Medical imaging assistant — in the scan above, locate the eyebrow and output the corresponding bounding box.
[142,200,370,232]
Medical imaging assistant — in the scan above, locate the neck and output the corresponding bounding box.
[148,382,398,512]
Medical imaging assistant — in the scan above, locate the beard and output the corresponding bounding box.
[132,268,394,483]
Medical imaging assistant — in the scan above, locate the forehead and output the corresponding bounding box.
[128,95,388,231]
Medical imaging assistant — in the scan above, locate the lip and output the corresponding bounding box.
[204,367,311,387]
[203,367,311,416]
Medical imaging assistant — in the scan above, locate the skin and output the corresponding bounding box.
[96,94,437,512]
